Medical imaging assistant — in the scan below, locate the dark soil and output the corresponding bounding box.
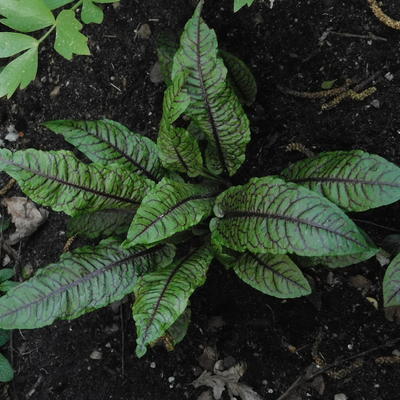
[1,0,400,399]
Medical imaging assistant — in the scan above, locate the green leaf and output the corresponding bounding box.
[124,178,216,247]
[172,1,250,176]
[321,79,337,90]
[0,329,10,347]
[0,353,13,382]
[44,119,164,181]
[0,0,55,32]
[0,281,18,292]
[157,71,203,176]
[0,238,175,329]
[0,270,14,283]
[163,306,191,350]
[233,252,311,298]
[219,50,257,106]
[0,47,38,99]
[0,149,154,216]
[156,32,179,85]
[133,245,213,357]
[383,253,400,309]
[81,0,104,24]
[54,10,90,60]
[211,176,373,256]
[0,33,38,58]
[282,150,400,212]
[44,0,74,9]
[68,208,135,239]
[233,0,255,12]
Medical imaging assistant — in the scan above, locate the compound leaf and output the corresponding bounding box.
[0,33,38,58]
[68,208,135,239]
[172,1,250,176]
[124,178,216,247]
[233,252,311,298]
[133,245,213,357]
[233,0,255,12]
[0,353,13,382]
[220,50,257,105]
[282,150,400,212]
[0,149,154,216]
[54,10,90,60]
[0,0,55,32]
[44,119,164,181]
[383,253,400,309]
[0,238,175,329]
[0,47,38,99]
[157,71,203,176]
[211,176,373,256]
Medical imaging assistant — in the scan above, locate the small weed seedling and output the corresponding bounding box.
[0,1,399,359]
[0,0,118,98]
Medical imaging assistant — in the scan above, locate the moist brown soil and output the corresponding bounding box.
[1,0,400,399]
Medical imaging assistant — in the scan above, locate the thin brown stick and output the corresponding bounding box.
[328,30,387,42]
[276,337,400,400]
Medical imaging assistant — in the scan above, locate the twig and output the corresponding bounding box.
[328,30,387,42]
[276,337,400,400]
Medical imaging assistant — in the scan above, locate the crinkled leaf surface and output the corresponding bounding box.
[282,150,400,212]
[0,0,55,32]
[220,50,257,106]
[172,1,250,176]
[0,149,153,216]
[0,238,175,329]
[44,119,164,181]
[383,253,400,308]
[211,176,372,256]
[124,178,216,247]
[0,47,38,98]
[0,353,13,382]
[233,252,311,298]
[133,245,213,357]
[157,71,203,176]
[0,33,38,58]
[68,208,135,239]
[54,10,90,60]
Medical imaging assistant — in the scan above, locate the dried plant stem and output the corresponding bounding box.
[368,0,400,30]
[0,179,16,196]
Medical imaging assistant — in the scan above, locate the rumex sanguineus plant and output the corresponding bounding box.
[0,1,400,360]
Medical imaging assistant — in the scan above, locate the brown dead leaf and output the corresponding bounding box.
[349,274,371,290]
[198,346,219,371]
[2,197,48,245]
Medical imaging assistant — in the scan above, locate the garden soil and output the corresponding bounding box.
[1,0,400,399]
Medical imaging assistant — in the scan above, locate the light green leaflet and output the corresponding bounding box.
[211,176,373,256]
[171,1,250,176]
[282,150,400,212]
[234,0,255,12]
[233,252,311,298]
[44,0,74,9]
[54,10,90,60]
[0,238,175,329]
[81,0,116,24]
[0,0,55,32]
[124,178,216,247]
[133,245,213,357]
[0,149,154,216]
[0,33,38,58]
[0,353,13,382]
[383,253,400,309]
[0,46,38,99]
[44,119,165,181]
[157,71,203,176]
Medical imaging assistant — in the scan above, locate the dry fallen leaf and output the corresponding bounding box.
[2,197,48,245]
[198,346,219,371]
[192,360,262,400]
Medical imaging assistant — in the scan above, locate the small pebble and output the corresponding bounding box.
[392,349,400,357]
[371,99,380,109]
[384,72,394,81]
[334,394,348,400]
[150,362,156,368]
[137,23,151,39]
[50,86,61,97]
[168,376,175,383]
[90,350,103,360]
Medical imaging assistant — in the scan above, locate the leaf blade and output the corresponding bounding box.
[133,245,213,357]
[44,119,164,181]
[383,253,400,308]
[0,33,38,58]
[282,150,400,212]
[0,239,175,329]
[0,149,154,216]
[0,353,13,382]
[211,176,373,256]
